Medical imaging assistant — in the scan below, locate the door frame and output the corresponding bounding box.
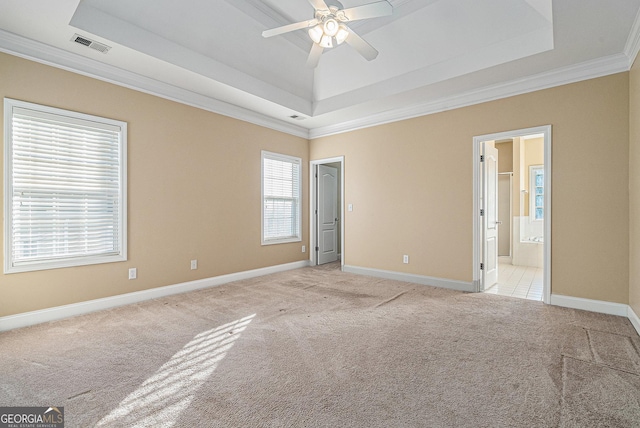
[310,156,345,267]
[473,125,551,303]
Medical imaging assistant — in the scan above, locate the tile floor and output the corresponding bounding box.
[484,263,543,301]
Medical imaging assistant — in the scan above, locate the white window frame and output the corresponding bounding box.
[530,165,544,222]
[261,151,302,245]
[4,98,127,273]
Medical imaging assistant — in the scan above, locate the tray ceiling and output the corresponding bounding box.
[0,0,639,137]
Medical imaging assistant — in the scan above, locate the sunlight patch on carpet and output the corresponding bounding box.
[96,314,255,427]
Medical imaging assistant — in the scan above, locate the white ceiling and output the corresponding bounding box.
[0,0,639,138]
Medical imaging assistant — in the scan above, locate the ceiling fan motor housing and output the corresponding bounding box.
[311,4,350,48]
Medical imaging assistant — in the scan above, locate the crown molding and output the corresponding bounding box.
[625,4,640,68]
[0,29,633,142]
[309,53,631,139]
[0,29,310,139]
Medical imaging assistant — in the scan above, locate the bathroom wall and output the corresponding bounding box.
[496,141,514,258]
[513,136,544,267]
[523,137,544,217]
[496,140,513,173]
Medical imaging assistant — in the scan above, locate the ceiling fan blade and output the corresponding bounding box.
[341,1,392,21]
[306,43,324,68]
[308,0,330,12]
[262,19,318,38]
[344,27,378,61]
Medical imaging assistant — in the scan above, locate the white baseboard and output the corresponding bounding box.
[550,294,629,317]
[628,306,640,337]
[5,261,639,337]
[0,260,310,332]
[343,265,474,292]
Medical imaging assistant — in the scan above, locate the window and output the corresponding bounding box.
[530,165,544,221]
[4,98,127,273]
[261,151,301,245]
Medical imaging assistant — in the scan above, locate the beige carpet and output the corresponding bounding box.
[1,263,639,427]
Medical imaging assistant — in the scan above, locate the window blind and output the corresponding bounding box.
[6,103,125,271]
[262,152,301,243]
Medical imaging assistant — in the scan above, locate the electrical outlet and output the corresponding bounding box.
[302,245,306,253]
[128,268,137,280]
[191,259,198,270]
[403,255,409,264]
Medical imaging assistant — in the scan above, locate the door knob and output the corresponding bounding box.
[496,221,503,225]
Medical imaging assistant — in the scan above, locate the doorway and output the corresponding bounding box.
[498,172,512,262]
[310,157,345,267]
[473,126,551,303]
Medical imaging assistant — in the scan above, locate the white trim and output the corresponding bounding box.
[3,99,11,275]
[0,260,310,332]
[343,265,474,293]
[624,4,640,68]
[0,29,309,139]
[309,157,345,268]
[550,294,629,317]
[310,54,629,139]
[4,98,128,274]
[0,30,631,140]
[543,128,552,304]
[473,126,552,303]
[473,140,482,291]
[3,259,637,335]
[261,151,303,246]
[628,306,640,337]
[343,266,638,333]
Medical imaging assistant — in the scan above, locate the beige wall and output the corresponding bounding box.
[513,137,523,217]
[0,53,309,317]
[630,58,640,315]
[311,73,630,303]
[0,51,634,317]
[496,141,513,173]
[495,141,514,232]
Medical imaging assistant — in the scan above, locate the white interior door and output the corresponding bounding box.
[483,143,499,289]
[318,165,338,265]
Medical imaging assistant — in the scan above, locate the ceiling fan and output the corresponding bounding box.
[262,0,393,68]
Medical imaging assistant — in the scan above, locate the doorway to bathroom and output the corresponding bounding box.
[473,126,551,303]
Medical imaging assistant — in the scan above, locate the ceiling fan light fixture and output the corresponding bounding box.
[320,34,333,48]
[323,18,339,37]
[308,24,323,44]
[263,0,393,66]
[335,25,349,45]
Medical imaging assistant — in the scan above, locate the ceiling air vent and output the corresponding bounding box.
[289,115,306,120]
[71,34,111,54]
